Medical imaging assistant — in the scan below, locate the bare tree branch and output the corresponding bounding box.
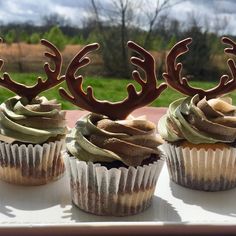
[91,0,104,32]
[143,0,186,48]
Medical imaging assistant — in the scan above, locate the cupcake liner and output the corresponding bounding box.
[0,140,65,185]
[163,143,236,191]
[65,152,164,216]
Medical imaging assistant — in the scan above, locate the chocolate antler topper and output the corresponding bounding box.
[0,38,64,101]
[163,37,236,99]
[59,41,167,120]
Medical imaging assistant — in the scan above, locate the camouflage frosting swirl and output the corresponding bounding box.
[0,96,67,144]
[158,94,236,144]
[66,113,162,167]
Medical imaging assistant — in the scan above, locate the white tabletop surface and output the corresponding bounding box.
[0,161,236,234]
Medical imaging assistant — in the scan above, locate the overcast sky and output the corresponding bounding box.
[0,0,235,34]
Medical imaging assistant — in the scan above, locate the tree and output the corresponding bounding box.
[5,29,16,44]
[86,30,99,44]
[42,13,71,28]
[89,0,139,78]
[70,34,85,45]
[152,36,164,51]
[143,0,170,49]
[182,22,219,80]
[44,26,66,50]
[167,35,177,49]
[5,28,25,72]
[29,33,40,44]
[88,0,185,77]
[142,0,185,49]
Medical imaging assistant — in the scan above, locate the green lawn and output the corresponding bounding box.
[0,73,235,110]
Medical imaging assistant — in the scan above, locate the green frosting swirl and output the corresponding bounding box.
[66,113,162,166]
[158,95,236,144]
[0,96,67,144]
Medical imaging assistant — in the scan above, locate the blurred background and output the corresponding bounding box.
[0,0,235,108]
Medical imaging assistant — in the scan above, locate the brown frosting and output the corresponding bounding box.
[158,95,236,144]
[66,113,163,166]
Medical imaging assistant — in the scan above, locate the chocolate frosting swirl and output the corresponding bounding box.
[0,96,67,144]
[66,113,162,167]
[158,95,236,144]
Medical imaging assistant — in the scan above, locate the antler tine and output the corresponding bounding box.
[126,41,167,107]
[25,39,64,101]
[163,38,196,96]
[59,43,100,108]
[210,36,236,97]
[163,38,216,97]
[65,43,99,101]
[194,36,236,99]
[163,37,236,99]
[222,37,236,54]
[42,39,62,78]
[0,38,3,70]
[222,37,236,77]
[60,41,167,120]
[0,37,31,98]
[0,39,64,101]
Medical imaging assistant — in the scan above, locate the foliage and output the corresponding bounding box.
[29,33,40,44]
[181,26,220,80]
[18,31,29,42]
[70,34,85,45]
[5,29,16,44]
[86,30,99,44]
[4,28,30,44]
[151,36,164,51]
[43,26,66,50]
[166,35,177,49]
[0,11,232,81]
[98,27,131,78]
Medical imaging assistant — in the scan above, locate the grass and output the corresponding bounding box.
[0,73,235,110]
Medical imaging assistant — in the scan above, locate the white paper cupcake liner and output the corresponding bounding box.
[65,152,164,216]
[163,143,236,191]
[0,140,65,185]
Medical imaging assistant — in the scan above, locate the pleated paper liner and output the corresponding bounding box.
[163,142,236,191]
[65,152,164,216]
[0,140,65,185]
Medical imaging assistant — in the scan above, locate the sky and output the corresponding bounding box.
[0,0,235,34]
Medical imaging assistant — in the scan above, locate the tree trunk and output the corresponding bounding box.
[121,8,129,78]
[17,42,24,73]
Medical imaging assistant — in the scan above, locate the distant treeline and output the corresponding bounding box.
[0,11,235,81]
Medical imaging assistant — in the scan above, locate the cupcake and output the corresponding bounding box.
[158,37,236,191]
[59,41,167,216]
[0,39,67,185]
